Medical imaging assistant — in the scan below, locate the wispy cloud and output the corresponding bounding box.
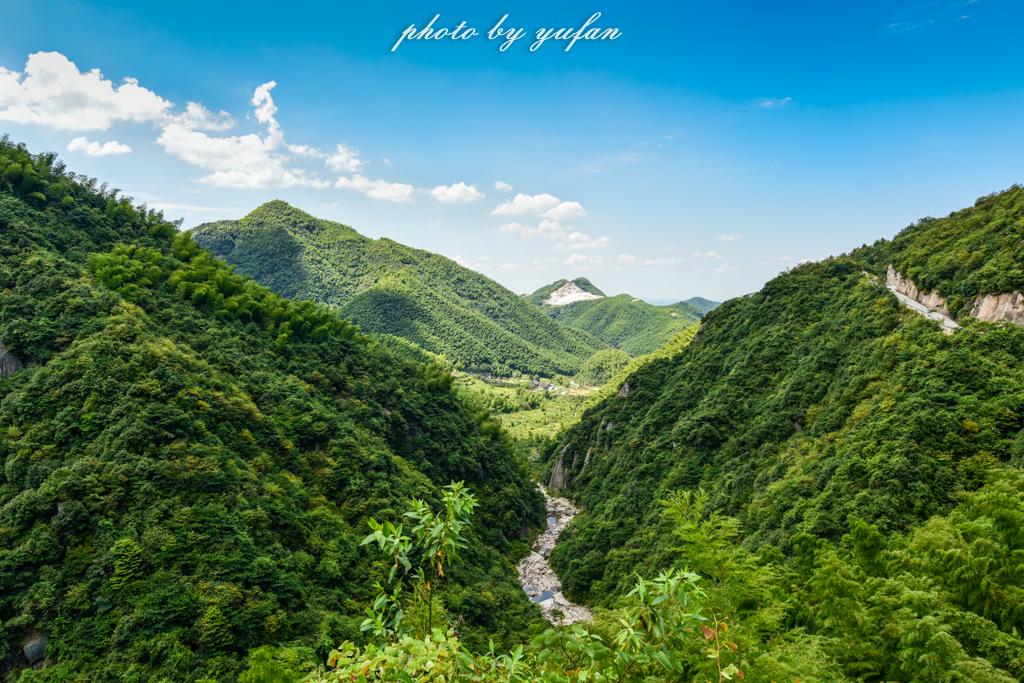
[757,96,792,110]
[567,150,649,176]
[883,0,979,36]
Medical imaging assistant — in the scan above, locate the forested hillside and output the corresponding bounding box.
[0,140,544,681]
[862,184,1024,315]
[192,203,605,377]
[543,293,701,356]
[524,277,605,307]
[539,187,1024,679]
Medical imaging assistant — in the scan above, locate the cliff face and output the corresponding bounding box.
[886,265,1024,328]
[885,266,951,314]
[0,344,23,376]
[970,291,1024,326]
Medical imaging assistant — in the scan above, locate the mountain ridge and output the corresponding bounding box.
[192,201,606,377]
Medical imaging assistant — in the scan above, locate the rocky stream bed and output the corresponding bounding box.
[516,487,593,624]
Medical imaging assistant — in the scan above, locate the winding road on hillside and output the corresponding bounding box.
[517,488,593,624]
[867,270,960,332]
[885,283,960,332]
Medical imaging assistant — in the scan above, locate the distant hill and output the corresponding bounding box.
[677,296,720,315]
[192,202,605,377]
[527,278,705,356]
[525,277,605,306]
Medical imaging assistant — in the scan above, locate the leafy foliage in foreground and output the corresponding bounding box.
[0,139,544,681]
[270,470,1024,682]
[192,203,605,377]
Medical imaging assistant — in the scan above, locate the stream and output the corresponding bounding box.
[516,487,593,624]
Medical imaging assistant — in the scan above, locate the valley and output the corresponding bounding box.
[2,139,1023,681]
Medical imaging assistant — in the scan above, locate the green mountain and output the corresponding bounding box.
[524,277,605,307]
[526,278,707,357]
[675,296,719,316]
[0,141,543,680]
[544,293,701,357]
[543,187,1024,677]
[191,202,605,377]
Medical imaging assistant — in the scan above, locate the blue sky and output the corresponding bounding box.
[1,0,1022,301]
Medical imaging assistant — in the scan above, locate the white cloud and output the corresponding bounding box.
[555,231,610,250]
[500,221,533,236]
[383,157,393,167]
[335,174,414,202]
[494,180,513,192]
[500,216,609,250]
[758,96,792,109]
[252,81,280,140]
[713,262,736,273]
[288,143,324,158]
[0,51,456,203]
[565,253,603,266]
[616,254,636,265]
[431,181,484,203]
[542,200,586,222]
[779,255,793,261]
[157,80,329,189]
[691,250,723,260]
[644,257,684,266]
[171,102,234,131]
[67,136,131,156]
[718,234,741,241]
[491,192,561,216]
[0,51,171,130]
[325,143,363,172]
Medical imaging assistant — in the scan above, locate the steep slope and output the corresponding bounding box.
[192,203,604,377]
[545,293,701,356]
[546,186,1024,611]
[0,141,543,680]
[863,186,1024,314]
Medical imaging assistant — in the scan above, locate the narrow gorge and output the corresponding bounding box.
[516,488,593,624]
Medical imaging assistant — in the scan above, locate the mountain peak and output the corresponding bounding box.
[567,277,605,297]
[525,277,606,306]
[543,279,605,306]
[241,200,321,232]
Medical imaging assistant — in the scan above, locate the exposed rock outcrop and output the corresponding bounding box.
[543,281,603,306]
[548,445,569,491]
[885,266,951,315]
[0,344,23,376]
[970,291,1024,326]
[886,265,1024,330]
[22,633,46,666]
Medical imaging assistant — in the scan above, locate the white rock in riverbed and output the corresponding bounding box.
[516,487,592,625]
